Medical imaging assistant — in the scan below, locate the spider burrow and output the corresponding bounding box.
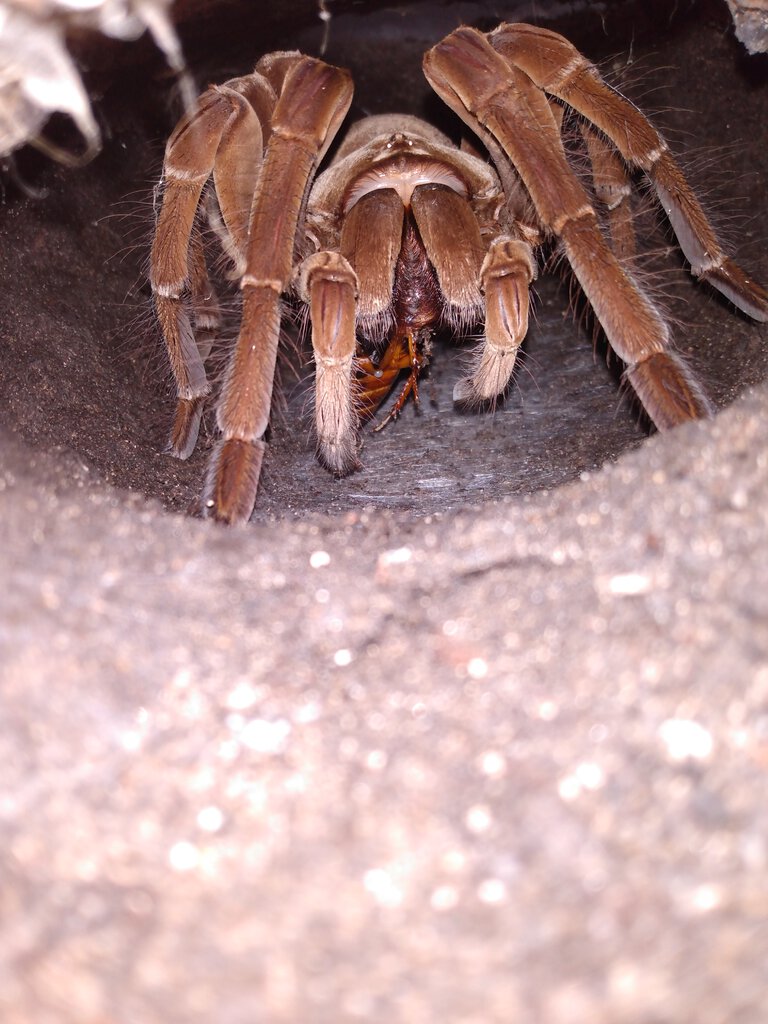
[149,22,768,524]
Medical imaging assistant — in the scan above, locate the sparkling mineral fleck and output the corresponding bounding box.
[465,804,493,834]
[467,657,488,679]
[659,718,714,761]
[309,550,331,569]
[478,750,507,777]
[196,806,225,833]
[691,883,722,912]
[431,885,459,911]
[379,546,412,566]
[240,717,291,754]
[575,761,606,790]
[477,877,507,904]
[226,681,260,710]
[608,572,652,595]
[168,840,200,871]
[363,868,403,907]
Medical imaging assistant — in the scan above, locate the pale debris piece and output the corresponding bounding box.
[726,0,768,53]
[0,0,191,161]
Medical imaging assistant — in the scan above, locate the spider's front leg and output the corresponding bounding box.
[452,233,536,404]
[296,250,359,474]
[205,55,353,523]
[407,182,535,405]
[424,27,716,428]
[297,183,410,474]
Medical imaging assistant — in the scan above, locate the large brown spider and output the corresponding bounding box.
[150,22,768,524]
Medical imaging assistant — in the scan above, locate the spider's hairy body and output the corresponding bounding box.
[149,22,768,524]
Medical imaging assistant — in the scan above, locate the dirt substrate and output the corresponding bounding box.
[1,1,768,1021]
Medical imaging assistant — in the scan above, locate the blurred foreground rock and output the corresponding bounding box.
[2,386,768,1023]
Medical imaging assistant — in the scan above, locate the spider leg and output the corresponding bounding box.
[424,27,713,428]
[168,222,222,456]
[151,86,267,458]
[549,99,637,260]
[459,235,535,403]
[297,251,359,474]
[410,182,534,403]
[187,222,221,365]
[205,55,353,523]
[580,122,637,262]
[487,23,768,322]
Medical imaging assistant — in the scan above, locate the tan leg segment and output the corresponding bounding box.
[187,223,222,364]
[423,27,711,426]
[211,90,267,270]
[580,122,636,261]
[299,252,359,474]
[167,223,223,459]
[410,178,529,403]
[151,86,267,457]
[488,22,768,321]
[454,236,534,403]
[206,55,353,523]
[152,178,210,403]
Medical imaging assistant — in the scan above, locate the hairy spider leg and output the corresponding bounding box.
[488,22,768,321]
[424,26,716,427]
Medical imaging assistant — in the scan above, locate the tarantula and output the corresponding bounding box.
[150,22,768,524]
